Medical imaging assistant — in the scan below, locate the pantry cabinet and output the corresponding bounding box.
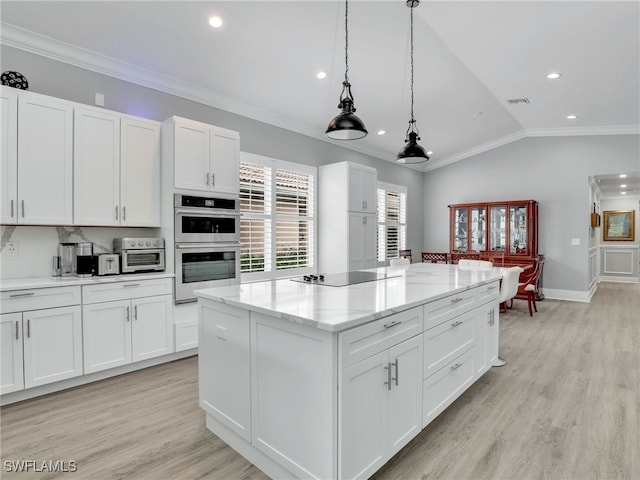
[1,88,74,225]
[82,279,173,374]
[164,116,240,194]
[73,107,161,227]
[319,161,379,273]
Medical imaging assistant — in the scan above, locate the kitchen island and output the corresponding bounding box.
[195,263,502,480]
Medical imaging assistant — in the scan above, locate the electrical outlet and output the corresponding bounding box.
[5,242,18,257]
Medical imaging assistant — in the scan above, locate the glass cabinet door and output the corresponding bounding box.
[470,207,486,252]
[454,207,468,251]
[489,206,506,252]
[510,205,528,254]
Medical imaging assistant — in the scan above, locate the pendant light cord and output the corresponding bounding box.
[344,0,349,84]
[409,3,417,134]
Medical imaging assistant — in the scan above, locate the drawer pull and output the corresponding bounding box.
[122,283,141,288]
[450,363,462,371]
[451,320,463,327]
[451,297,464,303]
[486,286,497,291]
[9,292,35,298]
[383,320,401,329]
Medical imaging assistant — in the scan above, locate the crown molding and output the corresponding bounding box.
[3,22,639,174]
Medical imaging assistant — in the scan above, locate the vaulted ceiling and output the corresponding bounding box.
[1,1,638,177]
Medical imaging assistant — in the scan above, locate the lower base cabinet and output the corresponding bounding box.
[83,295,173,374]
[339,335,422,480]
[0,306,83,394]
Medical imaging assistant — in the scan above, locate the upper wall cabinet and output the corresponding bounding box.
[164,116,239,195]
[74,107,161,227]
[1,87,73,225]
[347,163,377,214]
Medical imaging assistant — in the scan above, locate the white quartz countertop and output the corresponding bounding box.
[0,272,174,292]
[195,263,503,332]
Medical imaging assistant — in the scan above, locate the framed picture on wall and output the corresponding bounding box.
[603,210,635,241]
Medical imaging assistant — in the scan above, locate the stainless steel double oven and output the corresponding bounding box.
[174,193,241,303]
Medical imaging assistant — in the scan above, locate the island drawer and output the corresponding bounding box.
[82,278,172,304]
[422,347,475,428]
[339,306,423,370]
[476,281,499,305]
[1,286,81,314]
[423,309,475,379]
[423,288,475,331]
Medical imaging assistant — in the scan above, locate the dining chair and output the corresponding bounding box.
[512,258,544,316]
[497,266,524,313]
[458,259,493,270]
[389,258,410,267]
[398,249,413,263]
[421,252,449,263]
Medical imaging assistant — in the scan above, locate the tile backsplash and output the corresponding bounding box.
[0,225,161,280]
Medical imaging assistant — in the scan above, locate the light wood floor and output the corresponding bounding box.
[1,283,639,480]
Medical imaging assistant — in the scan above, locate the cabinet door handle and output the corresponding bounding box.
[122,283,141,288]
[384,363,392,390]
[451,363,462,371]
[362,200,365,210]
[392,358,399,386]
[451,320,463,327]
[363,216,367,225]
[115,205,119,220]
[122,206,126,221]
[451,297,464,303]
[126,306,130,322]
[9,292,35,298]
[15,321,19,340]
[211,172,215,186]
[134,305,137,320]
[21,200,25,218]
[27,319,30,338]
[384,320,401,329]
[10,200,14,217]
[206,172,210,186]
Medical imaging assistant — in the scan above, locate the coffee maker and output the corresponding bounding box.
[54,242,95,277]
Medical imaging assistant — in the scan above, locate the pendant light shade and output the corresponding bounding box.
[326,0,368,140]
[397,0,429,164]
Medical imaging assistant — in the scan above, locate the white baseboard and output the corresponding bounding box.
[541,288,591,303]
[598,275,640,284]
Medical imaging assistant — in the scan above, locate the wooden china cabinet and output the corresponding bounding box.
[449,200,539,263]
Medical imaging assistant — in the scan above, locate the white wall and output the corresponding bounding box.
[423,135,640,300]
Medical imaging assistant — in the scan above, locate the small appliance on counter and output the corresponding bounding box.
[113,237,165,273]
[75,242,95,278]
[96,254,120,276]
[53,242,96,277]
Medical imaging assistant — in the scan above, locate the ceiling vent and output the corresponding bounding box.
[507,98,530,105]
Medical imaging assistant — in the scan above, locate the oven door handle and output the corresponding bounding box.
[175,243,241,249]
[174,208,240,217]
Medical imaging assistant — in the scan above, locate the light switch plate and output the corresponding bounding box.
[571,238,580,246]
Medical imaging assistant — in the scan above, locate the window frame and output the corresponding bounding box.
[377,181,408,263]
[239,152,317,282]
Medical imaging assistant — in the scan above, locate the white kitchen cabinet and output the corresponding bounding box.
[319,161,379,273]
[82,279,173,374]
[339,325,422,479]
[1,306,84,392]
[2,89,74,225]
[475,303,499,376]
[348,212,377,271]
[74,108,161,227]
[199,301,251,441]
[0,313,24,394]
[347,162,377,214]
[120,117,161,226]
[23,306,83,388]
[0,86,18,224]
[165,116,240,194]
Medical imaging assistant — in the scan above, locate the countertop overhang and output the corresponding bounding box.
[195,263,503,332]
[0,272,175,292]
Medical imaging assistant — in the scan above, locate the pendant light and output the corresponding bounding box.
[326,0,368,140]
[397,0,429,164]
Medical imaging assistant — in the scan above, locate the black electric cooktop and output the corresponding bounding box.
[290,271,401,287]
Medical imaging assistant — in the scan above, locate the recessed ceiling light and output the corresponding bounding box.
[621,191,627,195]
[377,130,386,135]
[208,15,223,28]
[620,174,628,178]
[621,184,627,188]
[316,71,327,80]
[546,72,562,79]
[566,114,578,120]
